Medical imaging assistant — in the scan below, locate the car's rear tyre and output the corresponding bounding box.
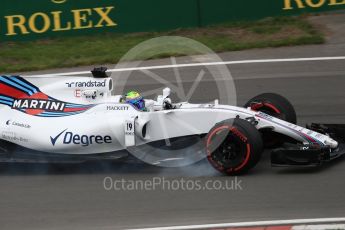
[0,139,15,154]
[206,118,263,175]
[244,93,297,147]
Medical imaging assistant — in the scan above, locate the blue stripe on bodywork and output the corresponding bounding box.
[0,95,14,102]
[10,77,38,94]
[256,113,324,146]
[0,99,13,106]
[65,104,92,108]
[0,76,33,96]
[41,111,82,115]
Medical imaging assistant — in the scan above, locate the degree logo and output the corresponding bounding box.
[6,120,11,125]
[50,129,112,147]
[50,129,68,146]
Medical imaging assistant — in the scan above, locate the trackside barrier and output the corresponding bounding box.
[0,0,344,41]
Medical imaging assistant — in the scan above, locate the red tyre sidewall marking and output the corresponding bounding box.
[263,102,281,114]
[206,125,229,172]
[251,101,281,115]
[250,103,264,111]
[234,143,250,172]
[206,125,251,172]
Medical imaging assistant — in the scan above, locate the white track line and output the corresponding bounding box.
[293,224,345,230]
[26,56,345,77]
[128,218,345,230]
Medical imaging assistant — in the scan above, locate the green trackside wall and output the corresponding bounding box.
[199,0,345,26]
[0,0,344,41]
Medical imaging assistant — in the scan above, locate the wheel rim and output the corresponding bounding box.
[207,127,249,172]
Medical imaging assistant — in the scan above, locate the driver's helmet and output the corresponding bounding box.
[125,91,145,111]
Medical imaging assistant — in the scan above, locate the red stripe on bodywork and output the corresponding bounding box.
[64,107,89,112]
[0,83,28,98]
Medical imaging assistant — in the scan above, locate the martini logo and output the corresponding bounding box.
[12,99,66,111]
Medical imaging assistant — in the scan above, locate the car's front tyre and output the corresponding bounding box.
[244,93,297,124]
[206,118,263,175]
[244,93,297,147]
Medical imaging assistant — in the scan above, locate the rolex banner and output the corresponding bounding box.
[1,0,344,41]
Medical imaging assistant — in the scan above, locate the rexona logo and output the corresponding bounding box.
[283,0,345,10]
[50,129,112,147]
[66,80,107,88]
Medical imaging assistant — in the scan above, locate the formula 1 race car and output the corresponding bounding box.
[0,67,344,175]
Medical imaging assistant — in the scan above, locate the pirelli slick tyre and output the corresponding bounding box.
[206,118,263,175]
[244,93,297,147]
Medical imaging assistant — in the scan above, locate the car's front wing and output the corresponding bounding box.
[271,124,345,166]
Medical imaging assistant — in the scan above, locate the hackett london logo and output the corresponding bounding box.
[3,1,117,37]
[283,0,345,10]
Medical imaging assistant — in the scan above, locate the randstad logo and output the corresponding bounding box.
[3,3,117,36]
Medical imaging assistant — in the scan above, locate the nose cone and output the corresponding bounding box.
[325,138,338,148]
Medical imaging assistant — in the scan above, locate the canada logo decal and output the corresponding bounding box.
[0,76,93,117]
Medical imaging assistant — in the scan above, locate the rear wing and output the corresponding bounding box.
[0,75,113,105]
[0,74,113,117]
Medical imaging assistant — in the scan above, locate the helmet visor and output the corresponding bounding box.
[127,97,145,110]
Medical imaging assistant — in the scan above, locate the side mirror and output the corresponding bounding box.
[162,87,171,99]
[91,67,109,78]
[154,88,172,111]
